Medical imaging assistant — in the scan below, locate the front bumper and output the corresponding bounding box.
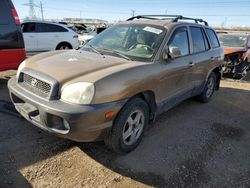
[8,77,127,142]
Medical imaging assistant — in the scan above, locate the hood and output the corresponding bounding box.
[78,35,94,41]
[223,46,246,55]
[24,50,137,84]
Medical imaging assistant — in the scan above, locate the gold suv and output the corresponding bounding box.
[8,15,224,153]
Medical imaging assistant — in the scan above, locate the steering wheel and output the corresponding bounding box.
[136,44,154,52]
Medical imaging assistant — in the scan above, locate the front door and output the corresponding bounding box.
[157,26,195,111]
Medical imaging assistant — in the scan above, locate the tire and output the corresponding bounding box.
[105,97,149,154]
[56,42,72,50]
[197,72,216,103]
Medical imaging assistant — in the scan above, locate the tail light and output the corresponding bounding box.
[73,35,79,39]
[11,8,21,25]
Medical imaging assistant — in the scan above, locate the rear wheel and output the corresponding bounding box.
[56,42,72,50]
[197,72,216,103]
[105,98,149,154]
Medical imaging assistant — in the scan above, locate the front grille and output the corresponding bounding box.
[22,73,52,95]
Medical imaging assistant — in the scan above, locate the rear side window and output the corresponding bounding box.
[206,28,220,48]
[202,29,210,50]
[37,23,68,32]
[0,0,11,24]
[190,27,206,53]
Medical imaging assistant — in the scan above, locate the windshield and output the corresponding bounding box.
[82,24,166,61]
[219,35,247,47]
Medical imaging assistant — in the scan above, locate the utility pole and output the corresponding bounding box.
[131,10,136,17]
[23,0,44,20]
[23,0,36,19]
[40,1,44,21]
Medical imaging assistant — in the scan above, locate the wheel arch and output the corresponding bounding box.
[211,67,222,90]
[120,90,157,122]
[56,41,73,50]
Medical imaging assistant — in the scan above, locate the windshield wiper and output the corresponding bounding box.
[85,44,105,57]
[98,48,132,61]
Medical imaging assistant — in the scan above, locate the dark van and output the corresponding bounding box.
[0,0,26,71]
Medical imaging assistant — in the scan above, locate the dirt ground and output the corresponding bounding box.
[0,71,250,188]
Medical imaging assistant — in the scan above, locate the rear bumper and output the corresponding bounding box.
[0,49,26,71]
[8,77,127,142]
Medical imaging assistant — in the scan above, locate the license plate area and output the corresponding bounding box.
[16,103,40,122]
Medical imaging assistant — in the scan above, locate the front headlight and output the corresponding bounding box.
[16,60,26,78]
[61,82,95,104]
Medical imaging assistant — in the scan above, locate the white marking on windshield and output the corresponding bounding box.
[143,26,163,34]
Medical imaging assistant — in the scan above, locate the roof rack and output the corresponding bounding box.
[127,15,209,26]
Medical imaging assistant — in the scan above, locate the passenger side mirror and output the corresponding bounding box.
[169,47,182,58]
[162,48,170,60]
[162,46,182,60]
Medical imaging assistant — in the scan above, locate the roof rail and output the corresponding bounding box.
[127,15,209,26]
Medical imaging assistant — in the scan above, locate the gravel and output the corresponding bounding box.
[0,70,249,188]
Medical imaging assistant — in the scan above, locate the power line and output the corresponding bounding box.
[42,6,250,17]
[44,6,130,15]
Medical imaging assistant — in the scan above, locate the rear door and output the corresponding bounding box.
[22,22,38,52]
[36,23,67,51]
[188,26,212,94]
[0,0,25,70]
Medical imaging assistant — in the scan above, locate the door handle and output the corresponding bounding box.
[211,57,215,61]
[29,35,34,38]
[189,62,195,67]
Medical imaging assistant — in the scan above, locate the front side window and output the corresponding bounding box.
[85,24,166,61]
[167,27,189,57]
[190,27,206,53]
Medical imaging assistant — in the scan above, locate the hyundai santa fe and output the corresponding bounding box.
[8,15,224,153]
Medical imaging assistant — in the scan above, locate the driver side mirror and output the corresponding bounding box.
[163,46,182,60]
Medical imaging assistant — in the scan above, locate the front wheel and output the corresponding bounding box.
[197,72,216,103]
[105,98,149,154]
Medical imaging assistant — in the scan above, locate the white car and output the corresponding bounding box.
[78,31,97,45]
[21,21,80,54]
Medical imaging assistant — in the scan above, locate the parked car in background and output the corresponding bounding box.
[9,15,224,154]
[0,0,26,71]
[218,33,250,78]
[21,21,80,54]
[68,24,92,34]
[78,25,107,46]
[78,31,97,45]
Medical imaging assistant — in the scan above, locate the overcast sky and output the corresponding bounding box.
[13,0,250,27]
